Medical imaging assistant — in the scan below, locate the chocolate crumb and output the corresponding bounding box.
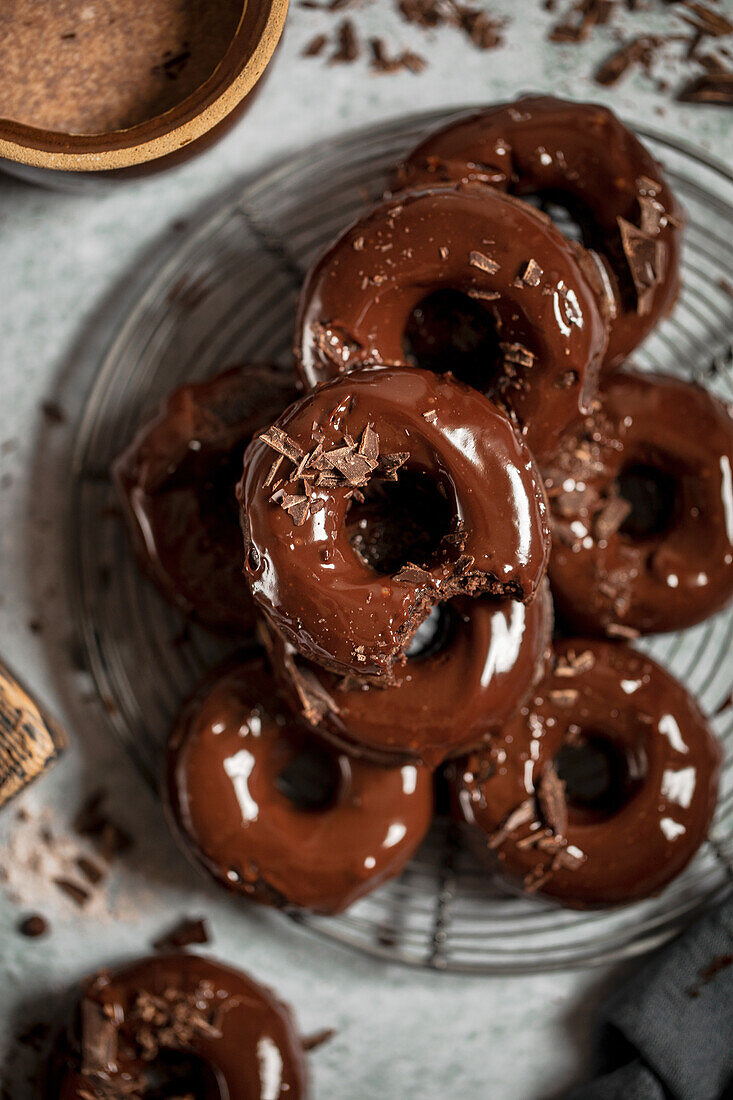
[301,1027,337,1051]
[555,648,596,677]
[18,913,48,938]
[537,762,568,837]
[153,917,210,952]
[40,400,66,425]
[521,258,544,286]
[469,250,500,274]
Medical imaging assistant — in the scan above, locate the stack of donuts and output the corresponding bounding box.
[115,96,731,915]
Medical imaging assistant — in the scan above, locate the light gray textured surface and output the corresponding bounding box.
[0,1,730,1096]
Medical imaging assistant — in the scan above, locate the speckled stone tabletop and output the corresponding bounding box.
[0,2,730,1097]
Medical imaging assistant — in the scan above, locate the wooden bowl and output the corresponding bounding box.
[0,0,288,177]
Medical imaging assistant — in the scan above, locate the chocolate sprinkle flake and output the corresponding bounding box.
[555,648,596,677]
[500,342,536,369]
[521,258,544,286]
[536,763,568,837]
[547,688,580,707]
[469,250,500,274]
[606,622,641,640]
[466,287,501,301]
[153,917,210,952]
[81,997,119,1077]
[593,495,633,540]
[393,563,436,585]
[259,426,304,465]
[488,798,536,849]
[618,216,665,315]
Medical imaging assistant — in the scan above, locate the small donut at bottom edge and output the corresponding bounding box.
[113,363,297,635]
[545,369,733,636]
[48,952,308,1099]
[262,579,553,767]
[165,656,433,913]
[454,639,721,908]
[238,365,551,679]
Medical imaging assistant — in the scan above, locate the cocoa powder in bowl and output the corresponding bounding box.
[0,1,244,135]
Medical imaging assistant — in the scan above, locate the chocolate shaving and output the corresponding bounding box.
[469,250,500,274]
[618,216,665,315]
[521,258,544,286]
[547,688,580,707]
[536,763,568,837]
[488,797,536,849]
[302,33,328,57]
[593,495,632,540]
[81,997,118,1077]
[552,846,586,871]
[379,451,409,480]
[312,322,363,370]
[500,342,536,369]
[76,856,104,886]
[302,1027,337,1051]
[554,648,596,677]
[393,563,435,586]
[358,423,380,463]
[678,70,733,104]
[369,38,426,73]
[606,622,641,639]
[153,917,209,952]
[259,426,304,464]
[466,287,501,301]
[330,19,360,62]
[53,877,90,907]
[595,35,666,86]
[291,663,340,726]
[678,2,733,39]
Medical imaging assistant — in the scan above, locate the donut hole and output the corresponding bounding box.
[346,468,454,575]
[403,289,503,392]
[523,190,592,245]
[405,603,460,661]
[275,744,342,812]
[554,734,641,821]
[616,462,678,540]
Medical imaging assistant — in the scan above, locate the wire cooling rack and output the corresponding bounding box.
[69,109,733,973]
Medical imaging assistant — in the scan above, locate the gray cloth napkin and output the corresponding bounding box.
[566,896,733,1100]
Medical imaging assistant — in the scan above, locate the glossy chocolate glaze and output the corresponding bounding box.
[546,370,733,636]
[238,366,551,679]
[165,656,433,913]
[456,639,721,908]
[263,580,553,767]
[51,953,308,1099]
[395,95,683,369]
[294,185,608,464]
[113,364,296,635]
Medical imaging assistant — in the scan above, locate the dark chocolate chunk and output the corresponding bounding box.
[18,913,48,938]
[153,917,210,952]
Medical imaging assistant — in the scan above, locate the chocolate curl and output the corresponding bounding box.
[0,658,67,809]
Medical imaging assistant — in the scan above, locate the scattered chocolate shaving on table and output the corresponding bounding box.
[302,32,329,56]
[40,400,67,425]
[153,917,210,952]
[549,0,615,45]
[678,2,733,40]
[73,790,133,862]
[369,37,426,73]
[686,953,733,997]
[469,250,500,274]
[397,0,507,49]
[53,876,90,907]
[301,1027,337,1051]
[18,913,48,938]
[537,763,568,837]
[678,69,733,103]
[330,19,360,62]
[75,855,104,886]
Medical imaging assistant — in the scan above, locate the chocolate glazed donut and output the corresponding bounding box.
[455,639,721,908]
[165,656,433,913]
[238,365,551,679]
[545,370,733,636]
[113,364,297,634]
[262,580,553,767]
[395,95,683,369]
[50,953,308,1099]
[294,185,608,463]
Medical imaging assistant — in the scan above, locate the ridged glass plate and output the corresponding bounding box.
[69,109,733,973]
